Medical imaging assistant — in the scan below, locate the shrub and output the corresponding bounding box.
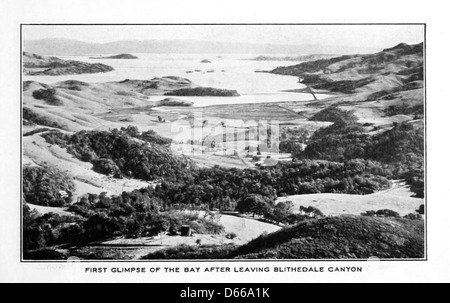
[116,91,135,96]
[310,107,358,124]
[41,130,70,146]
[23,107,63,129]
[92,158,121,176]
[384,104,424,117]
[375,209,401,218]
[362,209,400,218]
[141,130,172,145]
[361,210,376,217]
[416,204,425,215]
[404,213,423,220]
[299,206,324,217]
[226,232,238,240]
[23,128,51,136]
[32,88,62,105]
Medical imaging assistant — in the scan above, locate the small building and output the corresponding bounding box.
[58,190,69,199]
[181,225,192,237]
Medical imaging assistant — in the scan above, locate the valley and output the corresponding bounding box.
[22,41,425,260]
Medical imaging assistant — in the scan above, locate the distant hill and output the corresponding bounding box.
[270,42,424,94]
[23,38,380,56]
[23,52,114,76]
[249,54,336,61]
[90,53,138,59]
[229,215,424,259]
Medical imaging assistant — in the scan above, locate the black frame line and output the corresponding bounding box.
[20,23,427,263]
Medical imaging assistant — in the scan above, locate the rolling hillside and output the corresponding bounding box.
[230,215,424,259]
[270,42,423,95]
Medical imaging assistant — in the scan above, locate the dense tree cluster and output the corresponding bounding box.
[23,189,225,255]
[404,168,425,198]
[309,107,357,124]
[294,108,424,197]
[138,159,391,219]
[23,165,75,207]
[23,204,84,251]
[41,127,192,181]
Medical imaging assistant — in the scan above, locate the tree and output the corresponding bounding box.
[236,194,274,217]
[299,206,324,217]
[271,201,295,224]
[416,205,425,215]
[23,204,47,250]
[83,213,120,241]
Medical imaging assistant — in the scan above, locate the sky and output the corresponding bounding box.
[23,24,424,48]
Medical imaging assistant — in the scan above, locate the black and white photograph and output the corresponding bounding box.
[20,23,426,261]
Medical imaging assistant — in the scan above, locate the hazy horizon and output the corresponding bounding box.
[23,25,424,53]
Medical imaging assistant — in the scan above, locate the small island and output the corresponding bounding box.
[201,59,211,63]
[156,97,194,107]
[90,53,139,59]
[165,87,240,97]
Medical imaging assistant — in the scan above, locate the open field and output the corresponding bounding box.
[71,213,282,260]
[276,181,423,216]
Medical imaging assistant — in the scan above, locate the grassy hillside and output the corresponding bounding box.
[230,215,424,259]
[270,42,423,94]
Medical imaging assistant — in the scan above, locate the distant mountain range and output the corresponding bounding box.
[23,38,380,56]
[249,54,337,61]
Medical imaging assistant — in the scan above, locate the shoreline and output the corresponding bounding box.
[280,88,341,95]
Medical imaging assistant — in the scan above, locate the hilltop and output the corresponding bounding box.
[249,54,336,61]
[229,215,424,259]
[270,42,423,95]
[23,52,114,76]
